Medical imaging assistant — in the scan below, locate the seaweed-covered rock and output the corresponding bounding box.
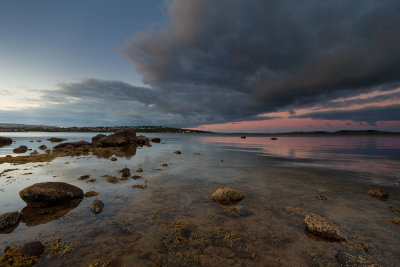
[21,241,45,257]
[0,212,20,233]
[335,251,381,267]
[13,145,28,153]
[304,213,346,241]
[210,188,245,205]
[53,140,91,150]
[0,137,12,147]
[368,187,388,201]
[91,200,104,214]
[19,182,84,207]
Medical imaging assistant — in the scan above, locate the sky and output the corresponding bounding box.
[1,0,400,133]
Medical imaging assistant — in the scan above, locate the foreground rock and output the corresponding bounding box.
[13,145,28,153]
[0,136,12,147]
[47,137,67,142]
[368,187,388,201]
[19,182,84,207]
[0,211,20,233]
[304,213,346,241]
[210,188,245,205]
[21,241,45,257]
[335,251,380,267]
[91,200,104,214]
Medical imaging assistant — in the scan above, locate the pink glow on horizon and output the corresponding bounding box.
[192,118,400,133]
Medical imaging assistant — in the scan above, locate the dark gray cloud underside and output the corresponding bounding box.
[119,0,400,124]
[292,104,400,126]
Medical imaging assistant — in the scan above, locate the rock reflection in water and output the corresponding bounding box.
[20,199,82,227]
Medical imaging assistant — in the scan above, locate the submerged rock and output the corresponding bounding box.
[19,182,84,207]
[20,199,82,226]
[304,213,346,241]
[0,136,12,147]
[368,187,388,201]
[335,251,380,267]
[21,241,45,257]
[13,145,28,153]
[47,137,67,142]
[210,188,245,205]
[0,211,20,233]
[91,200,104,214]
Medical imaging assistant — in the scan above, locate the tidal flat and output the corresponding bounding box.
[0,132,399,266]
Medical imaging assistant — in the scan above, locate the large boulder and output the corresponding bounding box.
[305,213,346,241]
[92,129,137,147]
[210,188,245,205]
[0,137,12,147]
[19,182,84,207]
[0,211,20,233]
[13,145,28,153]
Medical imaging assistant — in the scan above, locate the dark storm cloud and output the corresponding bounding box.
[119,0,400,124]
[292,104,400,125]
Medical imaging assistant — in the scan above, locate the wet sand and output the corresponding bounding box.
[0,133,399,266]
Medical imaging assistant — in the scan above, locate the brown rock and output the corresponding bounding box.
[210,188,245,205]
[335,251,381,267]
[84,191,99,197]
[92,129,137,147]
[38,145,47,150]
[151,138,161,143]
[91,200,104,214]
[0,137,12,147]
[0,212,20,233]
[174,150,182,154]
[119,167,131,177]
[368,187,388,201]
[136,168,143,173]
[304,213,346,241]
[19,182,84,207]
[13,145,28,153]
[47,137,67,142]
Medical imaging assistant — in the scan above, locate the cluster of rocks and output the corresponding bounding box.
[0,181,107,235]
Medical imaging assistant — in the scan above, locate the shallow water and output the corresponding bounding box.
[0,133,399,266]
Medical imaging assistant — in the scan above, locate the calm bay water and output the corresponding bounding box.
[0,132,399,266]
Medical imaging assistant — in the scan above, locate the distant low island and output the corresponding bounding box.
[0,123,210,133]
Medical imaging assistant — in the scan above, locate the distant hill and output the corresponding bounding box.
[0,123,211,133]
